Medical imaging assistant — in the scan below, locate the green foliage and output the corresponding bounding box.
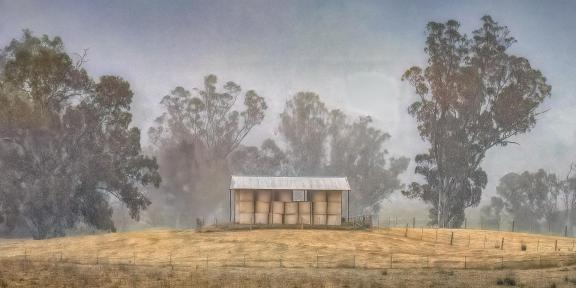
[402,16,551,227]
[0,31,160,239]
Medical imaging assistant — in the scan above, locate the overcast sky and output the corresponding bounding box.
[1,0,576,209]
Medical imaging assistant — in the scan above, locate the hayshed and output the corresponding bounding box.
[229,176,351,226]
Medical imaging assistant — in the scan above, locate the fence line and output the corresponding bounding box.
[2,248,575,271]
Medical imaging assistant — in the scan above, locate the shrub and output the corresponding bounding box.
[521,243,527,251]
[496,273,517,286]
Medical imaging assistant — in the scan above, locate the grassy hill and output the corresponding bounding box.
[1,227,576,287]
[1,227,575,270]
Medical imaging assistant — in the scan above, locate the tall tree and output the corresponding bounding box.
[326,112,409,214]
[559,163,576,234]
[0,31,160,239]
[402,16,551,227]
[148,75,266,226]
[279,92,329,176]
[279,93,408,215]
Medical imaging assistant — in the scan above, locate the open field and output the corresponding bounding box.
[1,227,576,287]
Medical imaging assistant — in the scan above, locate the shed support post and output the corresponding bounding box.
[347,190,350,222]
[229,189,232,223]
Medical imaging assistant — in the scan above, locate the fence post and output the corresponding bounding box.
[316,250,319,268]
[512,220,515,232]
[565,225,568,237]
[450,232,454,246]
[464,256,467,269]
[405,224,409,237]
[483,234,486,249]
[412,217,415,228]
[555,240,558,252]
[468,233,471,248]
[501,237,504,250]
[435,228,438,243]
[421,227,424,240]
[537,239,539,252]
[464,218,467,229]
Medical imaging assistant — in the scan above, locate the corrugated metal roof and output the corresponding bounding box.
[230,176,351,191]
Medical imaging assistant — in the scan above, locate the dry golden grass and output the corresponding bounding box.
[0,227,575,270]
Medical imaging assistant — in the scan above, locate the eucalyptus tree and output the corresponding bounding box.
[402,16,551,227]
[0,31,160,238]
[148,75,267,225]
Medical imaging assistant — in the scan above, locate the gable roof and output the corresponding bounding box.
[230,176,350,191]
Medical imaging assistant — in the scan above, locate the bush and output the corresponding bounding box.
[520,243,527,251]
[496,273,517,286]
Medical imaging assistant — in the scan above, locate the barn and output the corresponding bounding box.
[229,176,351,226]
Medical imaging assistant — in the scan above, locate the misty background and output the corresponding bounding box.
[1,0,575,223]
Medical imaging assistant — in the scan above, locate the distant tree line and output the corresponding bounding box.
[147,84,409,227]
[481,166,576,234]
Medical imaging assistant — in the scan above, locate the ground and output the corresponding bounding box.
[1,227,576,287]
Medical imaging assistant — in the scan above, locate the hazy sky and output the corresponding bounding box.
[1,0,576,208]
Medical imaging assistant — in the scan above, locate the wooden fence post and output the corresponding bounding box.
[501,237,505,250]
[405,224,408,237]
[537,239,540,252]
[421,227,424,240]
[464,256,467,269]
[412,217,415,228]
[450,232,454,246]
[512,220,515,232]
[555,240,558,252]
[468,233,471,248]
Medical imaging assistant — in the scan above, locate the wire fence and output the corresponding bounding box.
[2,241,575,271]
[1,255,575,288]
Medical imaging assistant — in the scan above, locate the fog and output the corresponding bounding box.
[1,0,576,225]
